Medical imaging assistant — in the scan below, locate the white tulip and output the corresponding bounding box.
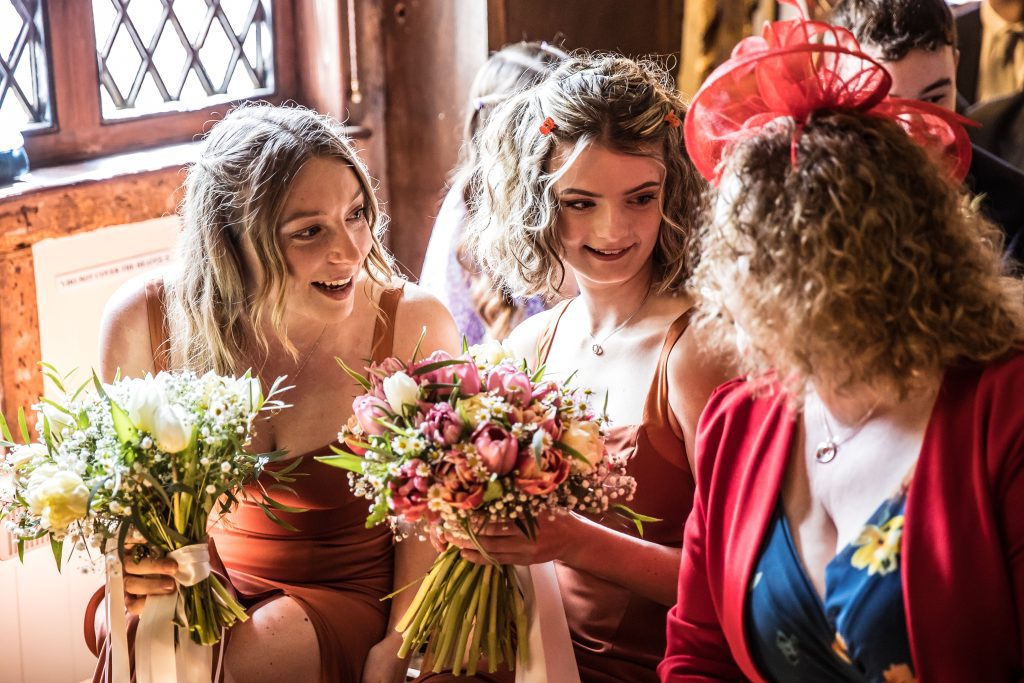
[382,372,420,414]
[126,376,166,433]
[40,404,76,434]
[152,404,191,453]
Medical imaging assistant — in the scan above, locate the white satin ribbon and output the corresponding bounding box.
[104,551,131,683]
[514,562,581,683]
[106,543,217,683]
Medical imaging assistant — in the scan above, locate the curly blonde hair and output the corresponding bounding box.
[465,53,706,300]
[167,104,395,374]
[692,110,1024,398]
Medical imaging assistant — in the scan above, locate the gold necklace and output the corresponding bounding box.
[289,324,328,385]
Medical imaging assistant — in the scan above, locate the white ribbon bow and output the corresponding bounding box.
[514,562,581,683]
[105,543,222,683]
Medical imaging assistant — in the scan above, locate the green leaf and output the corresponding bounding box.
[17,538,25,563]
[335,357,372,391]
[410,327,428,364]
[554,440,589,464]
[69,377,92,401]
[108,398,138,445]
[116,521,131,563]
[461,336,469,354]
[529,364,546,383]
[261,495,309,514]
[91,370,109,399]
[17,407,30,444]
[0,411,15,444]
[612,503,662,538]
[256,502,300,532]
[483,479,503,503]
[50,536,64,572]
[316,453,366,473]
[410,358,471,377]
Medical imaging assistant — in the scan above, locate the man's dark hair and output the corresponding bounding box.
[829,0,957,61]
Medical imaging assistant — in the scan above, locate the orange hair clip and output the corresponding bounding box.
[663,111,681,128]
[539,116,558,135]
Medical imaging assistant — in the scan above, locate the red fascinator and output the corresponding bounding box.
[683,14,974,185]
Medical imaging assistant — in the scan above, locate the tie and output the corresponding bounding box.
[1004,28,1024,68]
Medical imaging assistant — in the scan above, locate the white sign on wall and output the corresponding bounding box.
[32,215,181,393]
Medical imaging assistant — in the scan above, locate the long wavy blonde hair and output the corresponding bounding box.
[464,53,706,301]
[166,104,394,374]
[692,110,1024,398]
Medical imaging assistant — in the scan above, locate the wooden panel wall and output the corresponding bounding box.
[381,0,489,276]
[487,0,684,60]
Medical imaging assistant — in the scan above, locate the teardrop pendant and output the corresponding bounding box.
[591,343,604,356]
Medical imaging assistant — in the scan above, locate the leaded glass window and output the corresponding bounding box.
[92,0,274,119]
[0,0,51,131]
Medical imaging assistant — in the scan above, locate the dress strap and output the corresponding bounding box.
[641,307,695,432]
[534,299,573,369]
[144,278,170,373]
[371,282,406,363]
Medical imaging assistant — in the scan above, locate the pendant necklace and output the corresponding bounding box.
[583,286,651,356]
[814,397,880,464]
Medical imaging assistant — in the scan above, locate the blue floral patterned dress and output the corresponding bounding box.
[746,485,917,682]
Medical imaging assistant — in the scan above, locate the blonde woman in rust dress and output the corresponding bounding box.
[89,105,459,683]
[418,55,734,683]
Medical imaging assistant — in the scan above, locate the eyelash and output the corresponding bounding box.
[562,194,658,211]
[290,207,367,240]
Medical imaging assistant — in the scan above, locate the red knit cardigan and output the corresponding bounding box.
[659,353,1024,682]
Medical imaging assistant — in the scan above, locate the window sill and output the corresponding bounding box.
[0,142,199,203]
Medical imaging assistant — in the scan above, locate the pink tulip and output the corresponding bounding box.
[471,423,518,475]
[352,394,391,436]
[486,365,532,406]
[421,403,464,446]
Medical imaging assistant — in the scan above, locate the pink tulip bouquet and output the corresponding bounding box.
[318,339,639,675]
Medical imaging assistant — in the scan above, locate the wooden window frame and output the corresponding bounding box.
[23,0,298,168]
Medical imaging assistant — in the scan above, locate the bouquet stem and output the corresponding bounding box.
[183,575,248,646]
[396,546,522,674]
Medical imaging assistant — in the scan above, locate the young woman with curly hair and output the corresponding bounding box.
[661,18,1024,682]
[417,54,734,683]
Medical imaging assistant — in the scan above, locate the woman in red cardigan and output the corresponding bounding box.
[660,16,1024,683]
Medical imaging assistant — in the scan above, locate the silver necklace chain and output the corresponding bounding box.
[814,397,880,464]
[580,287,651,356]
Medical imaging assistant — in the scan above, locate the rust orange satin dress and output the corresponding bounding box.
[86,281,404,683]
[416,300,697,683]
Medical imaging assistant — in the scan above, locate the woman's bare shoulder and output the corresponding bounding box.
[391,279,461,356]
[99,275,159,380]
[505,307,559,363]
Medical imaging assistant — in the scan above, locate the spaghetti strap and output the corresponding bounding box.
[371,283,405,363]
[144,278,170,373]
[641,308,694,429]
[534,299,573,369]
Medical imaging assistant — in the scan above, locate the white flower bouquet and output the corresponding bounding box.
[0,366,293,647]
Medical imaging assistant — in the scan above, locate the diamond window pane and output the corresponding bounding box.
[0,0,52,131]
[92,0,274,120]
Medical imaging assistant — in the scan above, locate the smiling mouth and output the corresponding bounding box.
[584,245,634,259]
[312,277,353,293]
